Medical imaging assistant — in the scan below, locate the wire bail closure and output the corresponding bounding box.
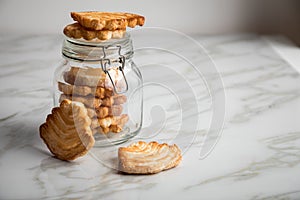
[100,45,129,94]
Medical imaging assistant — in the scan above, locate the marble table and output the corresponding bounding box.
[0,32,299,199]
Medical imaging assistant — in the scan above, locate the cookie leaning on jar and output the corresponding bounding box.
[39,99,95,161]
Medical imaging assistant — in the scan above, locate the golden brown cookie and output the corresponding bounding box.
[112,114,129,126]
[102,95,127,107]
[64,23,126,41]
[110,124,123,133]
[59,93,126,109]
[63,67,107,87]
[58,82,112,98]
[92,124,124,134]
[87,105,123,119]
[39,99,95,161]
[118,141,182,174]
[59,94,102,108]
[63,66,123,92]
[86,107,97,119]
[71,12,145,31]
[91,114,129,129]
[95,106,110,119]
[92,126,110,134]
[91,114,128,134]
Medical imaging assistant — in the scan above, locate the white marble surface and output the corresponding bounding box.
[0,33,300,200]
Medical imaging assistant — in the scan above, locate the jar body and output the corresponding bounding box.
[53,35,143,146]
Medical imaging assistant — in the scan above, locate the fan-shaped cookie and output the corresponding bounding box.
[71,12,145,31]
[118,141,182,174]
[39,99,95,161]
[64,23,125,41]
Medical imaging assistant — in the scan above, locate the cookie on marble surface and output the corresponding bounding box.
[71,12,145,31]
[64,23,125,41]
[118,141,182,174]
[39,99,95,161]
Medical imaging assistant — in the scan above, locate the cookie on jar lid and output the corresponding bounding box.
[63,23,126,41]
[71,11,145,31]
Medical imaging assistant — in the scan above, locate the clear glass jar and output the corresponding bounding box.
[53,33,143,147]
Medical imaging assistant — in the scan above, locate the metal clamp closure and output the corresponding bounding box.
[100,45,129,94]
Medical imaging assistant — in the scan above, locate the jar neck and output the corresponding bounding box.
[62,33,133,63]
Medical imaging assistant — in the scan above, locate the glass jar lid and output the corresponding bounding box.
[62,33,133,62]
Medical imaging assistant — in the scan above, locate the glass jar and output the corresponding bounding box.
[53,33,143,147]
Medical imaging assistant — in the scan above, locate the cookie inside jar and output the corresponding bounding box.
[59,65,128,132]
[55,60,139,146]
[54,12,144,146]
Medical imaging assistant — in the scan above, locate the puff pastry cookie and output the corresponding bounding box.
[58,82,113,98]
[71,12,145,31]
[64,23,125,41]
[118,141,182,174]
[39,99,95,161]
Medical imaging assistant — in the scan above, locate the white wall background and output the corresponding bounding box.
[0,0,299,43]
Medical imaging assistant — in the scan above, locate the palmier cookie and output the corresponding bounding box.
[39,99,95,161]
[64,23,125,41]
[71,12,145,31]
[118,141,182,174]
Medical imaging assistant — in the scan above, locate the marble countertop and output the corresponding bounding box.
[0,32,300,200]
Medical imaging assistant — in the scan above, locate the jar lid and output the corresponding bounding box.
[62,33,133,62]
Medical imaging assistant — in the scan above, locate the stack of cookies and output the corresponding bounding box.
[64,11,145,41]
[58,66,129,134]
[58,11,145,134]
